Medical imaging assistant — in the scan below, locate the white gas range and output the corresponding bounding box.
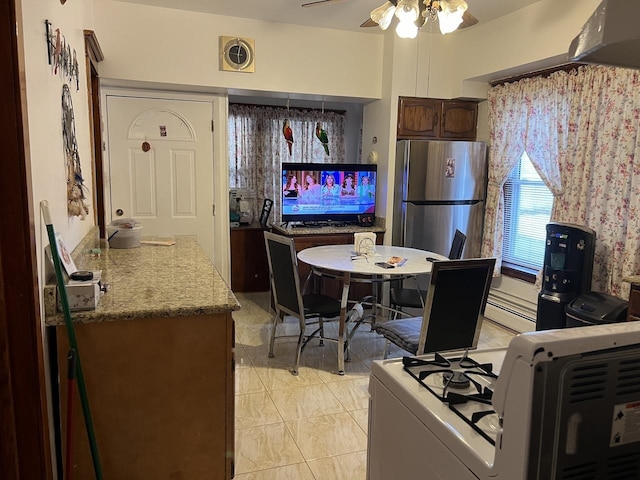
[367,322,640,480]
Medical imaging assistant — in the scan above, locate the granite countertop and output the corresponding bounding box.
[271,218,386,236]
[45,236,240,326]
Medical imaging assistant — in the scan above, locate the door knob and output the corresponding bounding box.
[116,209,124,216]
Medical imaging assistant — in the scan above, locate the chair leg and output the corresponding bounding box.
[291,315,307,376]
[291,330,304,376]
[318,317,325,346]
[268,309,281,358]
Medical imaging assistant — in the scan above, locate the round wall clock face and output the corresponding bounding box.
[220,37,255,73]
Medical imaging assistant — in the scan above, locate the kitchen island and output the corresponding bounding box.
[45,235,240,480]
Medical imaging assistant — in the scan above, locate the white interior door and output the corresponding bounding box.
[106,95,215,262]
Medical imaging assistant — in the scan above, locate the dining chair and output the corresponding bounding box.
[263,231,361,375]
[389,229,467,314]
[375,257,495,358]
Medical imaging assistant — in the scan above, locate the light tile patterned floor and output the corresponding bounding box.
[233,292,516,479]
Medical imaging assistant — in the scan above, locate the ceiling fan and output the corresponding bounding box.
[301,0,479,32]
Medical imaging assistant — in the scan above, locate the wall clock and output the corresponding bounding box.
[220,36,255,73]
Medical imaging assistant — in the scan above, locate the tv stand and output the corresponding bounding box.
[290,220,357,229]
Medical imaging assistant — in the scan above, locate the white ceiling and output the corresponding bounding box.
[117,0,544,34]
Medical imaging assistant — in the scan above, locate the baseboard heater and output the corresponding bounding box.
[485,291,536,333]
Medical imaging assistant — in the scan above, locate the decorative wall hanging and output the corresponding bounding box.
[283,119,294,155]
[315,122,330,156]
[219,36,255,73]
[45,20,80,90]
[62,84,89,218]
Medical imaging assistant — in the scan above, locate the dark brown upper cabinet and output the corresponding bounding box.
[397,97,478,140]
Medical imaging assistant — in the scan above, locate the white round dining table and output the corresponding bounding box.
[297,244,447,374]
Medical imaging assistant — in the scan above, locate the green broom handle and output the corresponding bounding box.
[41,201,103,480]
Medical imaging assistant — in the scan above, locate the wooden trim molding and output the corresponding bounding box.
[1,1,53,478]
[83,29,104,63]
[84,30,106,238]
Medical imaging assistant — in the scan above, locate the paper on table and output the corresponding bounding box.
[387,256,407,267]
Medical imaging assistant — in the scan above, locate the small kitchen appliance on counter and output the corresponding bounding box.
[368,322,640,479]
[107,218,143,248]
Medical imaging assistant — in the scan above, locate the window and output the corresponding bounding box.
[503,152,553,271]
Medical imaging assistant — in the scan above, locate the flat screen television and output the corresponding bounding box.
[281,162,377,223]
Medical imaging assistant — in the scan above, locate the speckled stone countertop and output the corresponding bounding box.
[624,275,640,285]
[271,217,386,236]
[45,236,240,326]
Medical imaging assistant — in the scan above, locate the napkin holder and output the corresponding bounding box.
[354,232,376,256]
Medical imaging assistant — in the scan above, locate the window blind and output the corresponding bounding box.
[503,153,553,270]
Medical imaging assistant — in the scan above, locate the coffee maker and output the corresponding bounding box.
[536,222,596,331]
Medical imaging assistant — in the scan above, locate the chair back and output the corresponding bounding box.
[263,231,305,318]
[448,229,467,259]
[417,257,496,355]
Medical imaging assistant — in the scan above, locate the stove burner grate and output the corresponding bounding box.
[402,352,501,446]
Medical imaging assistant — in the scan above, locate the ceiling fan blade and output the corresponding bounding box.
[301,0,346,7]
[360,18,379,28]
[458,10,479,29]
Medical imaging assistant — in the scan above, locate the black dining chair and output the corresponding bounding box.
[375,257,496,358]
[263,231,361,375]
[389,229,467,314]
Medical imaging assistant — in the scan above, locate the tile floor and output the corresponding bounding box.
[233,291,517,479]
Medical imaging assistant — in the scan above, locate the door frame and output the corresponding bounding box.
[100,86,231,282]
[1,0,53,477]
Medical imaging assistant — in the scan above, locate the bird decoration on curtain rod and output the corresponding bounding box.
[283,119,294,155]
[368,0,474,38]
[315,123,330,156]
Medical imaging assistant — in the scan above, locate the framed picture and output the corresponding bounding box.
[45,233,77,276]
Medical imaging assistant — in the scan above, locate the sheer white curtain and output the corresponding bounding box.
[228,104,346,220]
[484,65,640,297]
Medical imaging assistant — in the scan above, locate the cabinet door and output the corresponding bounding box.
[440,101,478,140]
[397,97,440,139]
[231,225,270,292]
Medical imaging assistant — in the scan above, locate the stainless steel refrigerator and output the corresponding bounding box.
[392,140,488,259]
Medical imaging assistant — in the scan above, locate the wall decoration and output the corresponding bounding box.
[315,122,330,156]
[282,119,294,155]
[219,36,255,73]
[62,84,89,218]
[45,19,79,90]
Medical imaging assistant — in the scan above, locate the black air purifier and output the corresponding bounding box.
[536,222,595,331]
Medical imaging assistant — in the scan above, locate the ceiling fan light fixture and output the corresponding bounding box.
[396,18,419,38]
[437,0,468,34]
[395,0,420,23]
[370,1,396,30]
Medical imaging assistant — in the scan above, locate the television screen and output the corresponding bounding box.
[281,162,377,223]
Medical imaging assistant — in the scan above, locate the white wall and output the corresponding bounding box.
[21,0,96,257]
[93,0,385,102]
[19,1,97,474]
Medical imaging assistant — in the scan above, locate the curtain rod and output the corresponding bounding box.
[229,102,346,115]
[490,63,583,87]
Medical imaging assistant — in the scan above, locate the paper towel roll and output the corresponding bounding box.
[354,232,376,255]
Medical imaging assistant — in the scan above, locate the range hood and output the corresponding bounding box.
[568,0,640,69]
